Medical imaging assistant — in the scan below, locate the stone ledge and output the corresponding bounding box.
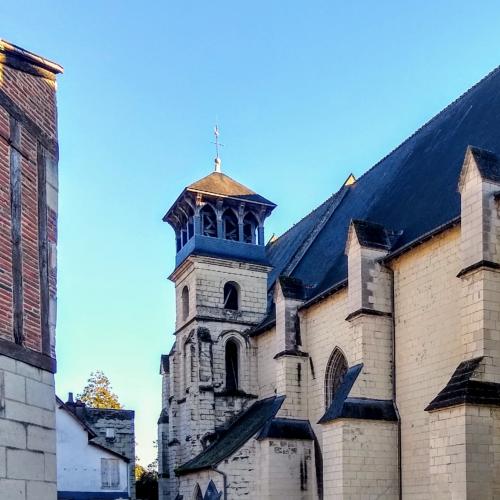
[345,308,392,322]
[456,259,500,278]
[0,339,56,373]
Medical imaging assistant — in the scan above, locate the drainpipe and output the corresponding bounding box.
[211,465,227,500]
[382,263,402,500]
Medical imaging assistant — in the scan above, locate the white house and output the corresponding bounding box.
[56,397,132,500]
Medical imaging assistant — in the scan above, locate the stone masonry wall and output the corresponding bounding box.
[0,355,56,500]
[392,226,463,498]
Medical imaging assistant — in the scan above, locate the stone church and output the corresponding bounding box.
[158,66,500,499]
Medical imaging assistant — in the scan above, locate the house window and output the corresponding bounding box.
[222,208,238,241]
[105,427,116,441]
[225,339,239,391]
[223,282,239,310]
[325,348,348,409]
[101,458,120,489]
[181,286,189,320]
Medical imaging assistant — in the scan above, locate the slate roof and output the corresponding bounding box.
[56,396,130,462]
[264,64,500,303]
[467,145,500,184]
[318,364,397,424]
[425,357,500,411]
[187,171,276,206]
[176,395,284,475]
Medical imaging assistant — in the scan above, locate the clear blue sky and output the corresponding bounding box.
[3,1,500,465]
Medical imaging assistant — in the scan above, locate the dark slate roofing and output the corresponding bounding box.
[265,65,500,301]
[266,189,346,288]
[350,219,401,251]
[279,276,306,300]
[187,171,276,206]
[176,395,284,475]
[467,145,500,184]
[318,364,397,423]
[425,356,500,411]
[258,417,315,440]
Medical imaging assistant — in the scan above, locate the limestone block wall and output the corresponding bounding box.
[257,438,316,500]
[429,405,500,499]
[392,226,463,498]
[172,256,269,330]
[0,355,56,500]
[255,327,277,398]
[322,419,398,499]
[299,289,350,435]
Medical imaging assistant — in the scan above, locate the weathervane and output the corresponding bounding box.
[212,125,224,173]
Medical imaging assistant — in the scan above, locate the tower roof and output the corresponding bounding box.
[186,171,276,206]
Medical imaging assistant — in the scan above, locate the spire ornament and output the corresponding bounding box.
[212,125,224,172]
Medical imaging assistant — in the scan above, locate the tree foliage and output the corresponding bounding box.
[77,370,122,409]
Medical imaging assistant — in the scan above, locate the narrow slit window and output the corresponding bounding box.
[181,286,189,320]
[225,339,239,391]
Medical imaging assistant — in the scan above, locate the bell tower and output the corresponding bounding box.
[158,145,276,498]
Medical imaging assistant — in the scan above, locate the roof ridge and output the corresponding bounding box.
[267,187,343,246]
[283,186,349,276]
[352,64,500,185]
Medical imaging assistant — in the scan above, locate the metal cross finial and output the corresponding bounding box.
[212,125,224,172]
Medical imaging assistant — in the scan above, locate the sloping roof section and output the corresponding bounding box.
[425,357,500,411]
[318,364,397,424]
[176,395,284,475]
[187,171,276,206]
[468,146,500,184]
[265,65,500,302]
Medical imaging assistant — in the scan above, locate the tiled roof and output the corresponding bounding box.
[187,171,276,206]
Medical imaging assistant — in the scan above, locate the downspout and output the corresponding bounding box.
[211,465,228,500]
[382,263,402,500]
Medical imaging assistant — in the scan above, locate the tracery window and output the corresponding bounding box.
[324,348,348,409]
[225,338,239,391]
[222,208,238,241]
[200,205,217,237]
[223,282,239,310]
[243,212,258,244]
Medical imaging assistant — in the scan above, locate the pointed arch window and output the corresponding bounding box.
[181,286,189,320]
[225,339,239,391]
[325,348,348,409]
[222,208,238,241]
[243,212,258,244]
[200,205,217,237]
[193,484,203,500]
[223,282,239,310]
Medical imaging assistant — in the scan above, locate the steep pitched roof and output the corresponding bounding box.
[266,65,500,301]
[187,171,276,206]
[176,395,284,475]
[56,396,130,462]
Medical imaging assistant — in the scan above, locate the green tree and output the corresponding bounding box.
[77,370,122,409]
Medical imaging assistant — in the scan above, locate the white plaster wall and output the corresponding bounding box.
[56,408,128,495]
